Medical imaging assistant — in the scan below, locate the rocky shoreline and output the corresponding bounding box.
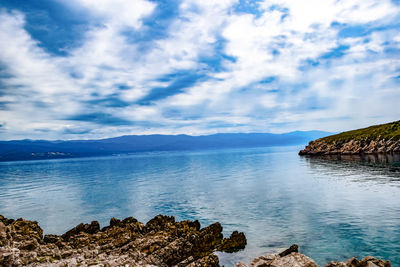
[236,244,390,267]
[0,215,391,267]
[299,138,400,155]
[299,121,400,156]
[0,214,246,266]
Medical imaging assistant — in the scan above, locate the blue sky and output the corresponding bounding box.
[0,0,399,140]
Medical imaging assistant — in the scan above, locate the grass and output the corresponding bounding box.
[321,120,400,144]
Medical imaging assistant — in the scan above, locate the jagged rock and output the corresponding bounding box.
[235,262,249,267]
[43,234,60,244]
[217,230,247,252]
[61,220,100,240]
[0,215,14,225]
[186,254,220,266]
[279,244,298,257]
[237,246,390,267]
[0,221,8,247]
[243,252,317,267]
[0,214,246,267]
[249,254,280,266]
[325,256,391,267]
[10,218,43,243]
[270,252,318,267]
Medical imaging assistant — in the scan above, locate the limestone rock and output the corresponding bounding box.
[0,214,246,267]
[279,244,299,257]
[299,136,400,156]
[249,254,280,267]
[217,230,247,253]
[246,252,317,267]
[325,256,391,267]
[269,252,318,267]
[238,245,390,267]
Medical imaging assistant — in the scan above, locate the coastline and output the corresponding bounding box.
[299,138,400,156]
[0,214,246,267]
[0,215,391,267]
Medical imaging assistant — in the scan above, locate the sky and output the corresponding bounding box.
[0,0,399,140]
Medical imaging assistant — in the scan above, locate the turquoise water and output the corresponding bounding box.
[0,146,399,266]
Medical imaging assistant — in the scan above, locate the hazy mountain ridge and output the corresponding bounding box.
[0,131,330,161]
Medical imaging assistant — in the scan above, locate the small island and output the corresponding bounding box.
[299,121,400,155]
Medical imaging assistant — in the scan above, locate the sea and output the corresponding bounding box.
[0,146,399,266]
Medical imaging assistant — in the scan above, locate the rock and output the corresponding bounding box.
[249,254,280,267]
[11,218,43,243]
[358,256,391,267]
[0,214,246,267]
[299,121,400,156]
[245,252,317,267]
[217,230,247,253]
[18,239,40,251]
[62,220,100,241]
[0,221,8,247]
[235,261,249,267]
[0,215,14,226]
[239,246,390,267]
[325,256,391,267]
[278,244,298,257]
[43,234,61,244]
[269,252,318,267]
[184,254,220,267]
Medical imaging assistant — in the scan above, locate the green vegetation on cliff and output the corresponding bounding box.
[322,120,400,144]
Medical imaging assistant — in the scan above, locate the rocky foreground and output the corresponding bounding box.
[235,245,391,267]
[299,121,400,155]
[0,215,391,267]
[0,214,246,266]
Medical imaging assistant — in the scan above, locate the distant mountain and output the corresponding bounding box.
[299,120,400,155]
[0,131,331,161]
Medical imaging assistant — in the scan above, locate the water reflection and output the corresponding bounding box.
[302,153,400,188]
[304,153,400,166]
[0,148,400,266]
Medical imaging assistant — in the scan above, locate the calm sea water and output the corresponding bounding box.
[0,146,399,266]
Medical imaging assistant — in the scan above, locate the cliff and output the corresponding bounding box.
[299,121,400,155]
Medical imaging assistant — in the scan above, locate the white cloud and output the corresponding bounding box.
[66,0,156,28]
[0,0,399,139]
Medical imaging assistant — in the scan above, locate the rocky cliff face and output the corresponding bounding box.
[299,121,400,155]
[299,137,400,155]
[0,214,246,267]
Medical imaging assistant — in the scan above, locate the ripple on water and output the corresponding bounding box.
[0,147,399,266]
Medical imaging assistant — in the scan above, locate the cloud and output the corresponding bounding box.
[67,112,134,126]
[0,0,399,140]
[62,0,156,28]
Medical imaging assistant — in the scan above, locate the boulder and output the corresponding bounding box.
[279,244,299,257]
[325,256,391,267]
[217,230,247,252]
[61,220,100,241]
[269,252,318,267]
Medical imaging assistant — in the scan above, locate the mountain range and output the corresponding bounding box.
[0,131,331,161]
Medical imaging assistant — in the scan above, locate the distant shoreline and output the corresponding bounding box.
[0,131,332,162]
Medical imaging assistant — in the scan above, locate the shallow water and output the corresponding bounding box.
[0,146,399,266]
